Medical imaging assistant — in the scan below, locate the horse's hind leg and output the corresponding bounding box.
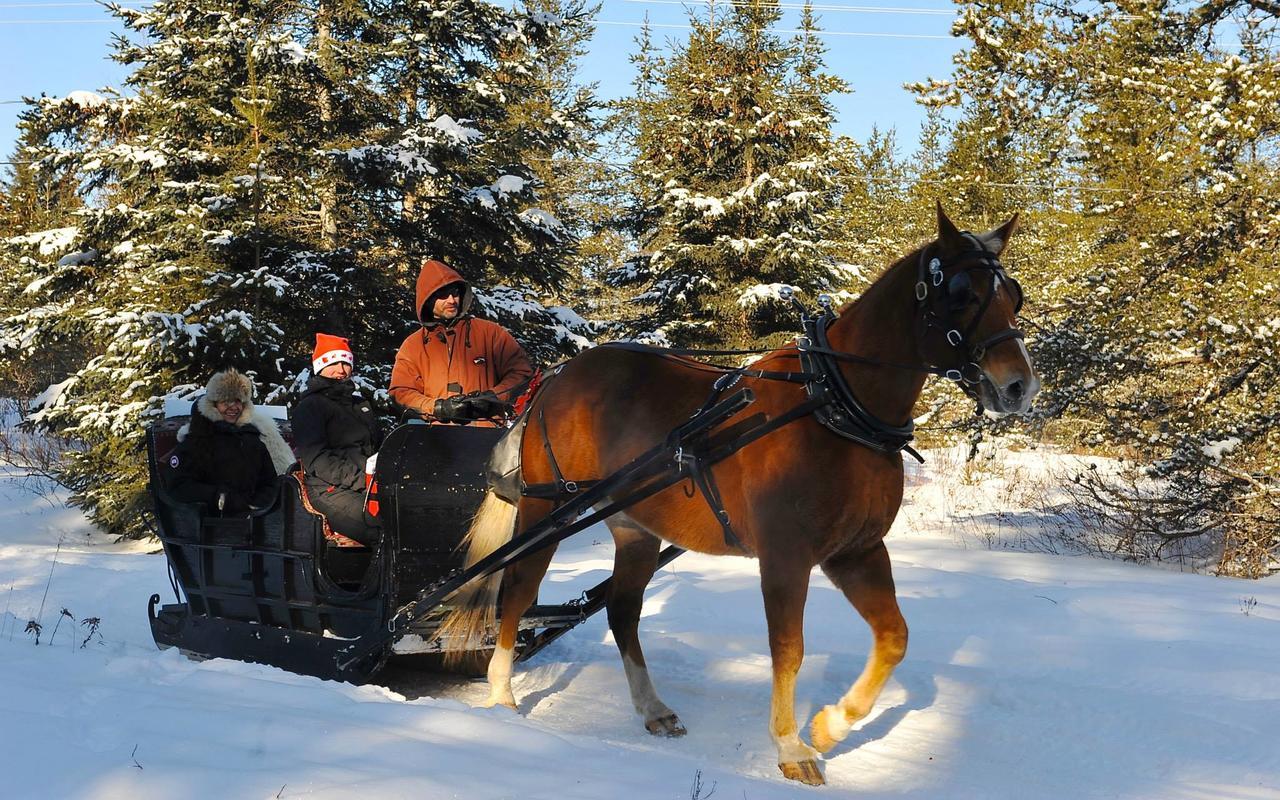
[810,541,908,753]
[482,498,557,709]
[605,518,685,737]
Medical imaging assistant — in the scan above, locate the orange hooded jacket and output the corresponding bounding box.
[389,259,534,419]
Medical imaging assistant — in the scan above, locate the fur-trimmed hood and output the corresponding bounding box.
[177,393,295,475]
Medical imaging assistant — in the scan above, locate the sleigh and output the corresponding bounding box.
[145,407,683,682]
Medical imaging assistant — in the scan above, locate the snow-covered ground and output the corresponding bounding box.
[1,447,1278,799]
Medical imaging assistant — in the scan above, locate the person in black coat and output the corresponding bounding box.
[291,333,383,545]
[169,369,295,513]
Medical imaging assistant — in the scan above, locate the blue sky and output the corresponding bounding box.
[0,0,966,160]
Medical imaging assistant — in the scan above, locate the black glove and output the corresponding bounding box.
[432,395,469,423]
[462,390,509,419]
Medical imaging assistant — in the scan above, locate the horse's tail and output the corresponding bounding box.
[438,489,519,665]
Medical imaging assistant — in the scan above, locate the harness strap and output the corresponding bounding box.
[599,341,816,384]
[530,406,599,498]
[677,390,844,552]
[796,339,953,379]
[677,445,743,551]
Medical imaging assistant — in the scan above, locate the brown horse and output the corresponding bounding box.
[443,205,1039,785]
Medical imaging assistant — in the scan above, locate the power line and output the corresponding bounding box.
[0,1,145,7]
[1,150,1202,196]
[0,15,954,38]
[0,17,114,22]
[597,19,952,37]
[616,0,956,16]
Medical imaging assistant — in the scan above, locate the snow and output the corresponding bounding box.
[737,282,797,307]
[428,114,483,144]
[54,90,109,109]
[1201,436,1241,463]
[493,174,526,195]
[6,226,79,256]
[1,447,1278,798]
[519,207,564,235]
[29,378,74,411]
[56,248,98,267]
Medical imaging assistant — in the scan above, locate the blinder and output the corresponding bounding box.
[944,271,973,313]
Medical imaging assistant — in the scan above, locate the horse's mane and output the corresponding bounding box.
[834,244,925,317]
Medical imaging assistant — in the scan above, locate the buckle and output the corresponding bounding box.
[930,258,944,286]
[915,281,928,301]
[945,368,963,382]
[946,329,963,347]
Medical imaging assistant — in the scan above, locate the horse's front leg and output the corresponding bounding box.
[605,518,685,736]
[760,550,824,785]
[810,541,908,753]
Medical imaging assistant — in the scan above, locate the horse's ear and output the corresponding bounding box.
[936,201,964,254]
[979,213,1021,255]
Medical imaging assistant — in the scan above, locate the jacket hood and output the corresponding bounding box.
[414,258,474,326]
[178,394,295,475]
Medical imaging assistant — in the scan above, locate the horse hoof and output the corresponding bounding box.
[809,706,846,754]
[779,759,825,785]
[645,713,687,737]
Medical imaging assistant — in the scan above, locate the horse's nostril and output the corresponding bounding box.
[1005,380,1024,400]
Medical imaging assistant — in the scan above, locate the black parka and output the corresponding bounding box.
[169,402,279,512]
[291,376,383,495]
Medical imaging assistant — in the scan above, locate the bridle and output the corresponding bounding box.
[913,232,1025,396]
[792,232,1026,457]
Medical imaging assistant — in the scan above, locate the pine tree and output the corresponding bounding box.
[618,0,848,348]
[0,0,602,536]
[912,0,1280,574]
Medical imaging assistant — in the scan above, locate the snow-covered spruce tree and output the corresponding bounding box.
[0,101,96,400]
[0,0,377,536]
[0,0,599,537]
[617,1,848,348]
[915,0,1280,574]
[330,0,598,364]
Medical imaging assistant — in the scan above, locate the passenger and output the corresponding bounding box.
[169,368,294,514]
[291,332,383,546]
[389,258,534,424]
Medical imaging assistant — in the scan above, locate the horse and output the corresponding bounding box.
[442,204,1039,785]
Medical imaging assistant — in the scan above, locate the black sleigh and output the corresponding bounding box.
[145,408,632,682]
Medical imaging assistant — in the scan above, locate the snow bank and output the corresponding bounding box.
[1,450,1278,798]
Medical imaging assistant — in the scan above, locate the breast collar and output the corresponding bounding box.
[797,311,922,460]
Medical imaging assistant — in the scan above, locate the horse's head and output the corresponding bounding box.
[917,204,1040,415]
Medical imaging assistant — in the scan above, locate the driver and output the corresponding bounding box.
[389,258,533,425]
